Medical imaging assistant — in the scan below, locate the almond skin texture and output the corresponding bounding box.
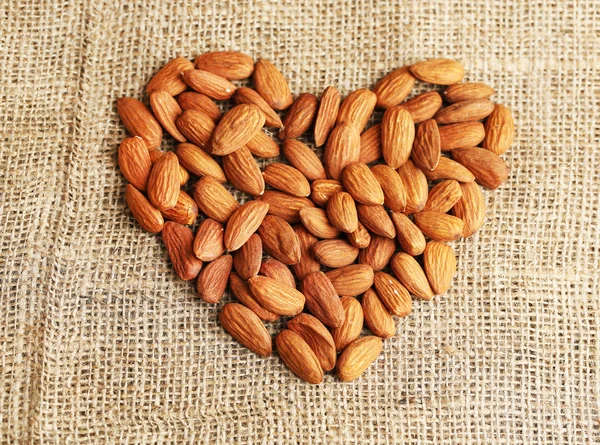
[176,92,221,122]
[124,184,165,233]
[149,149,190,186]
[336,89,377,132]
[220,303,272,357]
[222,146,265,197]
[260,259,296,289]
[291,226,321,280]
[356,204,396,239]
[413,212,464,242]
[210,104,265,156]
[434,99,495,124]
[194,51,254,80]
[370,164,406,212]
[397,159,429,214]
[229,273,280,322]
[182,69,236,100]
[342,162,385,206]
[381,106,415,169]
[337,336,383,382]
[276,330,323,384]
[288,314,337,371]
[117,98,163,150]
[389,212,426,256]
[373,272,412,317]
[412,119,441,171]
[119,137,152,191]
[324,123,361,180]
[299,207,341,239]
[161,190,198,225]
[263,163,311,197]
[452,147,509,189]
[149,90,186,142]
[359,124,382,164]
[249,276,305,316]
[439,122,486,151]
[390,252,435,300]
[197,254,233,303]
[373,66,416,109]
[233,234,262,280]
[253,59,293,111]
[146,57,194,96]
[162,222,203,281]
[175,110,215,151]
[257,191,315,224]
[233,87,283,128]
[301,272,345,328]
[224,200,270,252]
[193,218,225,262]
[327,191,358,233]
[313,239,359,268]
[311,180,345,207]
[192,176,239,223]
[279,93,318,139]
[258,215,301,265]
[362,289,395,339]
[443,82,495,103]
[314,86,342,147]
[175,143,226,182]
[424,179,463,213]
[423,241,457,295]
[483,104,515,155]
[245,130,281,158]
[326,264,374,297]
[399,91,443,124]
[423,156,476,183]
[358,235,396,271]
[410,59,465,85]
[347,221,372,249]
[283,139,327,181]
[332,296,364,351]
[147,151,180,211]
[452,181,486,237]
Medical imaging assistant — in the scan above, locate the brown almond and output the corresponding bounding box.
[314,86,341,147]
[399,91,443,124]
[423,156,476,183]
[118,137,152,191]
[116,97,163,150]
[373,272,412,317]
[222,146,265,197]
[245,130,281,158]
[336,88,377,132]
[299,207,341,239]
[233,234,262,280]
[276,330,323,384]
[258,215,301,265]
[161,190,198,225]
[358,235,396,271]
[175,142,226,182]
[359,124,382,164]
[439,121,485,151]
[452,147,509,189]
[182,69,236,100]
[332,296,364,351]
[260,259,296,289]
[327,191,358,233]
[337,336,382,382]
[452,181,486,237]
[413,212,464,242]
[483,104,515,155]
[176,92,221,122]
[313,239,359,268]
[147,151,179,211]
[194,51,254,80]
[279,93,318,139]
[311,179,344,207]
[347,221,372,249]
[342,162,385,206]
[389,212,426,256]
[210,104,265,156]
[372,66,416,109]
[390,252,435,300]
[434,99,495,124]
[149,90,186,142]
[424,179,463,213]
[324,123,361,180]
[193,218,225,262]
[146,57,194,96]
[423,241,456,295]
[356,204,396,238]
[124,184,164,233]
[362,289,395,339]
[196,254,233,303]
[412,119,441,171]
[257,191,315,224]
[410,58,464,85]
[253,59,293,110]
[282,139,327,181]
[326,264,374,297]
[301,271,345,328]
[192,176,239,223]
[233,87,283,128]
[249,276,305,316]
[220,303,272,356]
[288,314,337,371]
[175,109,215,151]
[381,106,415,168]
[263,163,311,197]
[229,273,279,322]
[397,159,429,214]
[370,164,406,212]
[291,225,321,280]
[150,148,188,185]
[443,82,495,103]
[162,221,203,280]
[224,200,270,252]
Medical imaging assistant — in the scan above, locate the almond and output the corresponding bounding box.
[263,163,311,197]
[276,330,323,384]
[229,273,279,322]
[452,147,509,189]
[324,123,361,180]
[196,254,233,303]
[299,207,341,239]
[397,159,429,213]
[182,69,236,100]
[210,104,265,156]
[483,104,515,155]
[327,191,358,233]
[150,148,188,185]
[193,218,225,262]
[434,99,495,124]
[194,51,254,80]
[356,204,396,238]
[370,164,406,212]
[124,184,164,233]
[439,121,485,151]
[358,235,396,271]
[279,93,318,139]
[423,241,456,295]
[399,91,443,124]
[233,87,283,128]
[311,179,344,207]
[245,130,281,158]
[313,239,359,268]
[146,57,194,96]
[347,221,372,249]
[175,109,215,151]
[336,336,382,382]
[162,221,203,280]
[326,264,374,297]
[116,98,163,150]
[301,271,344,328]
[390,252,435,300]
[118,137,152,191]
[257,191,315,224]
[342,162,385,205]
[411,119,440,173]
[222,146,265,197]
[336,88,377,132]
[372,66,416,109]
[359,124,382,164]
[331,296,364,351]
[220,303,272,357]
[260,259,296,289]
[291,226,321,280]
[248,276,305,316]
[443,82,495,103]
[161,190,198,225]
[282,139,327,181]
[192,176,239,223]
[314,86,341,147]
[176,92,221,122]
[288,313,337,371]
[413,211,464,242]
[147,151,180,211]
[149,90,186,142]
[224,200,270,252]
[381,106,415,168]
[452,181,486,237]
[362,289,395,339]
[233,234,262,280]
[175,142,226,182]
[253,59,293,110]
[423,156,476,183]
[257,215,301,265]
[423,179,463,213]
[389,212,426,256]
[410,58,464,85]
[372,271,412,317]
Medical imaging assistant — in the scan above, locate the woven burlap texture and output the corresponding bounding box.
[1,0,599,443]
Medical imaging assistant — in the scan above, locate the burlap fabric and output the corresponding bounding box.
[1,0,599,443]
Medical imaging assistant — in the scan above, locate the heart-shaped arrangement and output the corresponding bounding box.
[116,52,514,383]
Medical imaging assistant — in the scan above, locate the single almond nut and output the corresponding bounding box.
[118,137,152,191]
[390,252,435,300]
[410,58,464,85]
[373,271,412,317]
[117,98,163,150]
[424,179,463,213]
[483,104,515,155]
[389,212,426,256]
[443,82,495,103]
[147,151,180,211]
[342,162,385,206]
[411,119,441,171]
[222,146,265,197]
[149,90,186,142]
[194,51,254,80]
[288,313,337,371]
[337,336,383,382]
[356,204,396,238]
[299,207,341,239]
[282,139,327,181]
[233,87,283,128]
[257,215,301,265]
[370,164,406,213]
[220,302,272,357]
[263,163,311,197]
[196,254,233,303]
[434,99,495,124]
[162,221,203,281]
[276,329,323,384]
[260,259,296,289]
[324,123,361,180]
[210,104,265,156]
[336,89,377,132]
[149,149,190,186]
[224,200,270,252]
[311,179,344,207]
[192,176,239,223]
[175,110,215,151]
[452,147,509,189]
[175,142,226,182]
[452,181,486,237]
[359,124,382,164]
[439,121,486,151]
[331,296,364,351]
[161,190,198,225]
[372,66,416,109]
[397,159,429,214]
[257,191,315,224]
[358,235,396,271]
[291,226,321,280]
[248,276,305,316]
[423,156,476,183]
[413,211,464,242]
[279,93,318,139]
[124,184,164,233]
[398,91,443,124]
[381,106,415,169]
[229,272,279,322]
[347,221,372,249]
[362,289,395,339]
[314,86,341,147]
[233,234,262,280]
[326,264,374,297]
[327,191,358,233]
[146,57,194,96]
[301,271,345,328]
[423,241,457,295]
[253,59,293,110]
[313,239,359,268]
[193,218,225,262]
[245,130,281,158]
[176,92,221,122]
[182,69,236,100]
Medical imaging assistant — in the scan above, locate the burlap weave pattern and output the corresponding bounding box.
[1,0,599,443]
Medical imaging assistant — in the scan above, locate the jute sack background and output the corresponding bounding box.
[1,0,599,443]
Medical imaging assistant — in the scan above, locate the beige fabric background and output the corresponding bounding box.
[1,0,599,443]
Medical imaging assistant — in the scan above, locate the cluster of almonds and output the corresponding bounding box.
[116,52,514,383]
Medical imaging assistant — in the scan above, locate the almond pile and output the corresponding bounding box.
[117,52,514,383]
